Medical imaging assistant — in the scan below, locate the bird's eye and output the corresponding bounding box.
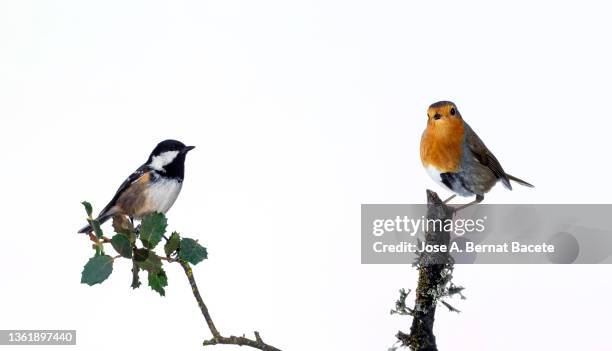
[450,108,456,116]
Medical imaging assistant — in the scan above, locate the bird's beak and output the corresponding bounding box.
[182,145,196,154]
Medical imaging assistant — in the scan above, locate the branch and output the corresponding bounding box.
[179,261,282,351]
[396,190,455,351]
[130,258,141,289]
[78,206,281,351]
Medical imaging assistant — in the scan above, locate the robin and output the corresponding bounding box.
[420,101,533,210]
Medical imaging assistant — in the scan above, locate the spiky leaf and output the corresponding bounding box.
[179,238,207,265]
[164,232,181,257]
[88,219,103,238]
[81,201,93,218]
[134,248,162,273]
[111,234,132,258]
[148,269,168,296]
[81,255,113,286]
[140,213,167,249]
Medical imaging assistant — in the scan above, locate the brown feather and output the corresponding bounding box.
[115,172,152,218]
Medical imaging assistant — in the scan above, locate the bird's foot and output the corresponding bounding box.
[443,194,457,204]
[451,194,484,213]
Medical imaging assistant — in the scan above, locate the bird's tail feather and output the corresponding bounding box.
[77,213,113,234]
[506,174,534,188]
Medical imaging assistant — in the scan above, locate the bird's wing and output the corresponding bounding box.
[464,123,512,189]
[97,164,152,219]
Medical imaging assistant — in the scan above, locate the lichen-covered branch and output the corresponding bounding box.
[395,190,459,351]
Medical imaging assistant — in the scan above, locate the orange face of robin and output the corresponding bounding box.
[420,101,465,173]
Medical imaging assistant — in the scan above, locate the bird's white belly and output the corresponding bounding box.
[146,178,183,214]
[425,165,448,190]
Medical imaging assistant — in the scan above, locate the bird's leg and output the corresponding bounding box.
[133,218,141,236]
[443,194,457,204]
[128,217,141,235]
[454,194,484,212]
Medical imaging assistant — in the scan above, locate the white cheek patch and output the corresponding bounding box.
[150,151,179,171]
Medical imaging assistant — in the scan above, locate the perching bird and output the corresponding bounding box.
[78,139,195,233]
[420,101,533,210]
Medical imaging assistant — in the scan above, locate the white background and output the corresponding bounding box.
[1,1,611,350]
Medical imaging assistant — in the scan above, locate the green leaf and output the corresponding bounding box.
[140,213,167,249]
[148,269,168,296]
[81,255,113,286]
[81,201,93,218]
[88,219,103,238]
[134,248,162,273]
[111,234,132,258]
[164,232,181,257]
[179,238,208,265]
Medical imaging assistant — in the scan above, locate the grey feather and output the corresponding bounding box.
[463,123,512,190]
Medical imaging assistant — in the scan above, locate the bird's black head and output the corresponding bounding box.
[147,139,195,179]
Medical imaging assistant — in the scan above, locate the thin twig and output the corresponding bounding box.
[178,261,282,351]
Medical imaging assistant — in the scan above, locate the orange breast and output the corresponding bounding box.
[420,119,465,173]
